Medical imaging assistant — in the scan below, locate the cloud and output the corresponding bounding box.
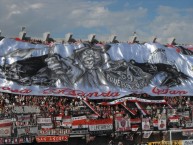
[149,6,193,44]
[0,0,192,44]
[0,0,147,40]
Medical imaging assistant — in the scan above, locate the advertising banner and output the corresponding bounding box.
[1,38,193,98]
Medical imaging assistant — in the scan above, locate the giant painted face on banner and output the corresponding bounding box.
[79,49,101,70]
[0,38,191,97]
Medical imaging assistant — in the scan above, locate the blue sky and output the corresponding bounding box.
[0,0,193,43]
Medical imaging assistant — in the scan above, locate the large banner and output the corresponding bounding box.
[0,38,193,98]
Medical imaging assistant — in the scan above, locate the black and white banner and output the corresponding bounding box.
[0,38,193,98]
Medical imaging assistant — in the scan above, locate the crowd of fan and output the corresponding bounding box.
[1,92,193,145]
[0,92,192,121]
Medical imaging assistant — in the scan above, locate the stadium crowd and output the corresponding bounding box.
[0,37,193,145]
[1,92,191,120]
[0,91,193,145]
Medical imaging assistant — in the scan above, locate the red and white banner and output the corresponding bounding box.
[0,119,12,127]
[72,116,88,129]
[131,125,139,131]
[61,116,72,128]
[169,116,179,123]
[55,114,63,121]
[99,97,167,105]
[0,127,11,137]
[36,136,68,142]
[115,117,130,131]
[142,118,150,130]
[37,118,52,124]
[88,118,113,131]
[153,120,158,127]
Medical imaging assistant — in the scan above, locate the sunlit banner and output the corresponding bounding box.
[0,38,193,98]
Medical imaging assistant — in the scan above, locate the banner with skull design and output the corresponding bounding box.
[0,38,193,98]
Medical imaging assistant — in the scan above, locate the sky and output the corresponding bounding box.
[0,0,193,44]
